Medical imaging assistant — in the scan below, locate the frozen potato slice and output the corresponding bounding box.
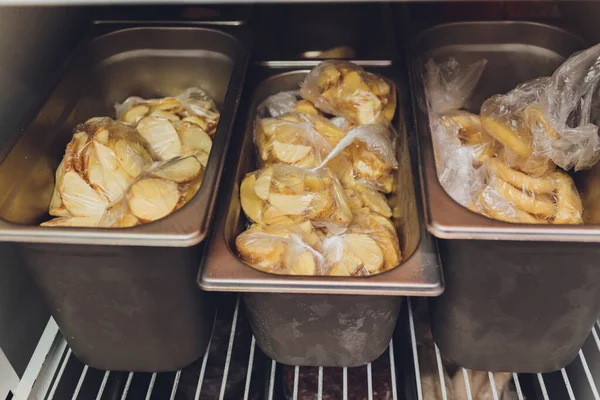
[268,193,312,215]
[153,157,202,183]
[41,216,100,227]
[149,109,179,121]
[240,174,263,223]
[289,250,317,275]
[49,159,70,217]
[195,151,209,167]
[343,233,383,274]
[328,249,362,276]
[136,116,182,160]
[114,213,139,228]
[271,141,312,164]
[178,123,212,154]
[128,178,179,222]
[357,186,392,218]
[183,116,209,132]
[86,148,107,199]
[114,139,153,178]
[254,167,273,200]
[123,105,150,124]
[60,171,108,217]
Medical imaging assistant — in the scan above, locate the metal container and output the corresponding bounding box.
[200,64,442,367]
[410,21,600,373]
[0,25,250,372]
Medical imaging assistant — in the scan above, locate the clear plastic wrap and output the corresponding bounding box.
[239,164,353,232]
[256,90,323,119]
[235,222,325,275]
[300,60,397,125]
[322,208,401,276]
[319,123,399,193]
[475,158,583,224]
[115,87,220,137]
[424,58,489,207]
[42,117,154,227]
[99,156,204,228]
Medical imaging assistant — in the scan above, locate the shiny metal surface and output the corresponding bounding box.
[0,24,250,247]
[200,65,442,296]
[410,21,600,242]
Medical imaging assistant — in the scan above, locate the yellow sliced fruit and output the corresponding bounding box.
[271,141,312,164]
[343,233,384,274]
[60,171,108,217]
[153,157,202,183]
[240,174,263,223]
[268,193,311,215]
[41,216,100,227]
[123,105,150,124]
[254,167,273,200]
[128,178,180,222]
[136,116,182,160]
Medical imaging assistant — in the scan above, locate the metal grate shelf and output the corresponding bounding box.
[19,296,600,399]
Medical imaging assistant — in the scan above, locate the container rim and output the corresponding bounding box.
[409,21,600,242]
[0,24,252,247]
[199,65,443,296]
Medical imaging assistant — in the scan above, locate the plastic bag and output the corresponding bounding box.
[256,90,323,118]
[115,87,220,137]
[239,164,353,232]
[254,111,346,168]
[42,117,154,227]
[236,222,325,275]
[475,158,582,224]
[318,123,399,193]
[300,60,397,125]
[424,58,489,207]
[322,208,401,276]
[99,156,204,227]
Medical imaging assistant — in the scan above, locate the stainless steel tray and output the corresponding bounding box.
[0,24,250,247]
[200,64,442,296]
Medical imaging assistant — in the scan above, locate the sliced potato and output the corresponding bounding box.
[178,123,212,154]
[343,233,384,274]
[357,186,392,218]
[289,250,317,275]
[136,116,182,160]
[268,193,312,215]
[153,157,202,183]
[149,109,180,121]
[128,178,179,221]
[60,171,108,217]
[41,216,100,227]
[254,167,273,200]
[240,174,263,223]
[195,151,209,167]
[271,141,312,164]
[123,105,150,124]
[262,205,296,225]
[114,139,153,178]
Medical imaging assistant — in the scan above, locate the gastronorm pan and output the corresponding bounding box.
[410,21,600,372]
[0,24,250,372]
[200,64,442,367]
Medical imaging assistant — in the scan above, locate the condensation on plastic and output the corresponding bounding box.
[99,156,204,228]
[238,164,353,234]
[424,58,489,207]
[316,123,399,193]
[115,87,220,134]
[235,222,326,275]
[42,117,155,227]
[300,60,397,125]
[322,207,401,276]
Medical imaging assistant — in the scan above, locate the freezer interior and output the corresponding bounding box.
[4,2,600,399]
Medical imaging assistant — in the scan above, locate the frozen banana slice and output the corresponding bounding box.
[60,171,108,217]
[240,174,263,223]
[41,216,100,227]
[344,233,384,275]
[357,186,392,218]
[114,139,153,178]
[128,178,180,222]
[271,141,312,164]
[152,157,202,183]
[136,116,182,160]
[123,105,150,124]
[268,193,312,215]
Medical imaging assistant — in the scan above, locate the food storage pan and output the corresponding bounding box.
[0,25,250,372]
[200,64,442,367]
[410,21,600,373]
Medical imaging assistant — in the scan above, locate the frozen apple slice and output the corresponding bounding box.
[178,123,212,154]
[136,116,182,160]
[153,157,202,183]
[271,141,312,164]
[41,216,100,227]
[289,250,316,275]
[114,139,153,178]
[123,105,150,124]
[128,178,180,222]
[343,233,383,275]
[254,167,273,200]
[60,171,108,217]
[268,193,311,215]
[240,174,263,223]
[357,186,392,218]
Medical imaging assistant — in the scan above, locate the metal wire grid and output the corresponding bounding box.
[407,298,600,400]
[32,294,400,400]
